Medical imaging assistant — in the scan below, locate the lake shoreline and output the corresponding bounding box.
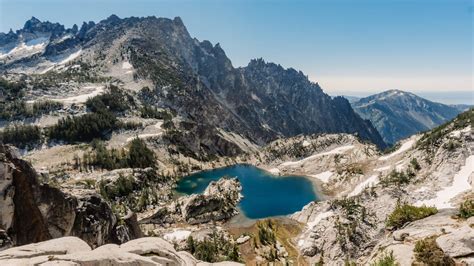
[175,164,320,221]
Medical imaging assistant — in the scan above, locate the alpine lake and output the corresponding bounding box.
[175,164,319,219]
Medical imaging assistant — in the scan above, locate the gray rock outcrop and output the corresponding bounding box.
[0,144,141,249]
[0,236,243,265]
[436,225,474,258]
[142,177,242,225]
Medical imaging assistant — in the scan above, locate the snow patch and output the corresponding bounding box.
[267,168,280,175]
[58,49,82,65]
[122,61,133,70]
[250,92,261,103]
[374,165,391,172]
[57,34,72,43]
[414,155,473,209]
[379,138,416,161]
[395,162,406,171]
[281,145,354,167]
[50,86,104,104]
[126,133,163,142]
[0,37,48,60]
[309,171,333,183]
[348,175,379,197]
[126,121,164,142]
[163,230,191,242]
[449,125,471,138]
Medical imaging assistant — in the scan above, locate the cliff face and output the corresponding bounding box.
[0,145,141,249]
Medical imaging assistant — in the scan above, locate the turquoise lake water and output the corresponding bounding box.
[175,164,318,219]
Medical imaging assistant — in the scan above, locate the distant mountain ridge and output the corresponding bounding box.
[351,89,462,145]
[0,15,386,150]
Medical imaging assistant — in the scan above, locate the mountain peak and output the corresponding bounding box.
[352,89,461,144]
[173,16,184,26]
[106,14,121,22]
[28,16,41,24]
[23,16,42,30]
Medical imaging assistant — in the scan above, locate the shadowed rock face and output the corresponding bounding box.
[0,145,141,249]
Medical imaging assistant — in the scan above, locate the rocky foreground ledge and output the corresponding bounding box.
[0,236,243,265]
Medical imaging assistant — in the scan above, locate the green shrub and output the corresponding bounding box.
[118,121,143,131]
[417,109,473,154]
[139,104,173,120]
[443,140,461,151]
[413,237,454,265]
[371,251,398,266]
[0,124,42,148]
[32,100,63,115]
[331,197,365,218]
[188,232,241,263]
[257,220,276,246]
[459,199,474,219]
[187,235,195,254]
[380,170,412,187]
[386,203,437,229]
[409,158,421,171]
[99,174,136,200]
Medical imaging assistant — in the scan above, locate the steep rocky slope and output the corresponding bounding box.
[284,109,473,265]
[1,15,385,151]
[0,144,141,250]
[352,89,461,145]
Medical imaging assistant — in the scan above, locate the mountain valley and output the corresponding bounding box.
[0,15,472,266]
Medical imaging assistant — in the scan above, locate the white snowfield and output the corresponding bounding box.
[126,121,164,142]
[40,49,83,74]
[374,165,391,172]
[415,155,474,209]
[163,230,191,242]
[281,145,355,167]
[0,37,48,60]
[57,49,82,65]
[267,168,280,175]
[50,85,105,104]
[348,175,379,197]
[309,171,333,183]
[378,137,417,161]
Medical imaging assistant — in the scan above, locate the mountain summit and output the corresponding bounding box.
[352,89,461,144]
[0,15,386,150]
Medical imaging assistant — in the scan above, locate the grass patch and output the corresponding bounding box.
[413,236,454,265]
[371,251,398,266]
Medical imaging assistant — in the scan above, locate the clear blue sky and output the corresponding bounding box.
[0,0,472,102]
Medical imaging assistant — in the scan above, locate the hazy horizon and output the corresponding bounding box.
[1,0,472,98]
[329,90,473,105]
